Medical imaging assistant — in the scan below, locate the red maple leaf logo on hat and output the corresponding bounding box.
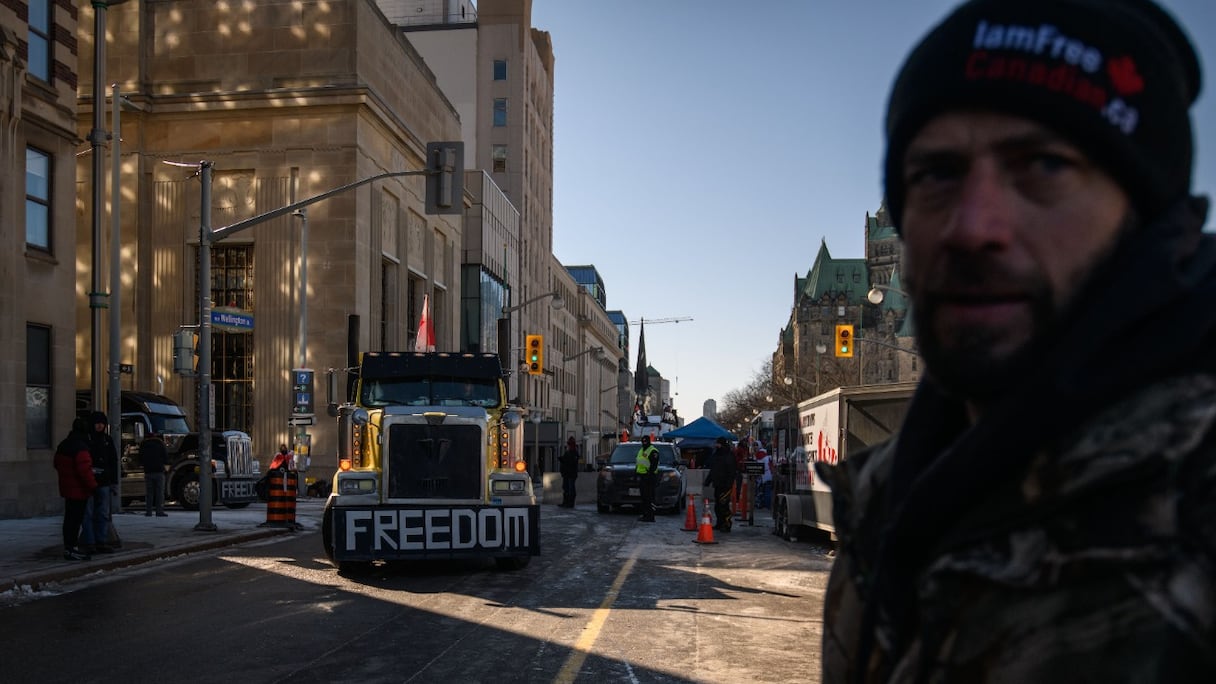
[1107,56,1144,96]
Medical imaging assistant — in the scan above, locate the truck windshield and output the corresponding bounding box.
[150,413,191,434]
[362,378,500,408]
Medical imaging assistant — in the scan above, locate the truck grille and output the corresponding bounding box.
[386,423,482,500]
[222,432,255,477]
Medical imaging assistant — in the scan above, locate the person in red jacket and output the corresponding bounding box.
[268,443,294,471]
[54,417,97,561]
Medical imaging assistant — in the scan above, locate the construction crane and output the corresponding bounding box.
[629,316,693,325]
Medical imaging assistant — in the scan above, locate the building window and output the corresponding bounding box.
[26,324,52,448]
[205,245,255,433]
[492,145,507,173]
[493,59,507,80]
[26,147,51,251]
[408,277,424,347]
[381,259,399,350]
[28,0,51,82]
[493,98,507,127]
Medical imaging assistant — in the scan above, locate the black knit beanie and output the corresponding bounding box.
[884,0,1202,230]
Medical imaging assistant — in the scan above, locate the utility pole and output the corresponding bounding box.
[89,1,118,411]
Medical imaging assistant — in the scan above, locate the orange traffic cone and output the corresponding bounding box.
[693,501,717,545]
[736,479,749,519]
[682,493,697,531]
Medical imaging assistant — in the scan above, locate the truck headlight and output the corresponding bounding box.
[491,479,526,494]
[337,475,377,495]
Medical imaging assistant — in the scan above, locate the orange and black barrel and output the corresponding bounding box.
[261,470,298,528]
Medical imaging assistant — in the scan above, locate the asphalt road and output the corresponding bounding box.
[0,504,832,684]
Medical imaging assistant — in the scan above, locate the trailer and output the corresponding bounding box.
[772,382,916,541]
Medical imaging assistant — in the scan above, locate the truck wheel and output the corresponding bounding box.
[175,471,201,511]
[776,500,795,542]
[494,556,530,571]
[322,504,372,574]
[321,501,337,564]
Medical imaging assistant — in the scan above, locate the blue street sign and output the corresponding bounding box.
[212,308,254,331]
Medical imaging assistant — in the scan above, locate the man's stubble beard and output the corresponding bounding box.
[908,213,1134,407]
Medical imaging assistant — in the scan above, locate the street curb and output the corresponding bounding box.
[4,527,294,593]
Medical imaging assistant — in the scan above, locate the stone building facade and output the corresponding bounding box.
[773,205,921,403]
[0,0,83,517]
[393,0,555,413]
[72,0,464,483]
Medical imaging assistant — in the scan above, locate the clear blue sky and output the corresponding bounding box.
[534,0,1216,418]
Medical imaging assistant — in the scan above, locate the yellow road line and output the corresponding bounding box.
[553,549,639,684]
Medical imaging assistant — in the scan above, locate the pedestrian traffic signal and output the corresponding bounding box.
[173,329,200,375]
[526,334,544,375]
[425,141,464,215]
[835,324,854,358]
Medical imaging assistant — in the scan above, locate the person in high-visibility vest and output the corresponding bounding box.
[635,435,659,522]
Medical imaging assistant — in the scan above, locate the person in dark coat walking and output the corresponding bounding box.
[54,418,97,561]
[139,432,169,517]
[558,437,580,508]
[707,437,737,532]
[81,411,120,553]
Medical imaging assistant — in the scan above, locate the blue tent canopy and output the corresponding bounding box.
[664,417,735,443]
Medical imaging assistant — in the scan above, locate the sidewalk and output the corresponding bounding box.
[1,498,325,593]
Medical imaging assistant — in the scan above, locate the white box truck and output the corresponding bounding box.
[772,382,916,541]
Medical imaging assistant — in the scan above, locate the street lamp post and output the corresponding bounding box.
[814,342,827,394]
[501,291,566,316]
[291,208,309,470]
[867,283,909,305]
[564,345,603,449]
[530,412,543,485]
[866,283,916,384]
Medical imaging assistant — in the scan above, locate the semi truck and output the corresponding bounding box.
[320,351,539,572]
[771,382,916,541]
[76,390,260,510]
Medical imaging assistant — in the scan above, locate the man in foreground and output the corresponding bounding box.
[820,0,1216,680]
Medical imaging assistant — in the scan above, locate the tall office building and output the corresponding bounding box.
[0,1,82,516]
[388,0,556,410]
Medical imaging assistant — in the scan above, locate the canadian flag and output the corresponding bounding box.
[414,294,435,352]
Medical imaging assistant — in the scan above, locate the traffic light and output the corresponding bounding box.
[526,334,545,375]
[835,324,854,358]
[173,329,199,375]
[425,141,465,215]
[292,368,315,417]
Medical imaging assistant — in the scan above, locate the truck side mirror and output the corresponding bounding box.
[327,368,341,417]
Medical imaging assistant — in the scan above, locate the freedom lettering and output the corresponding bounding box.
[339,506,533,553]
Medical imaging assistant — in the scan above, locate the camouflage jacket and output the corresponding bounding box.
[820,374,1216,683]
